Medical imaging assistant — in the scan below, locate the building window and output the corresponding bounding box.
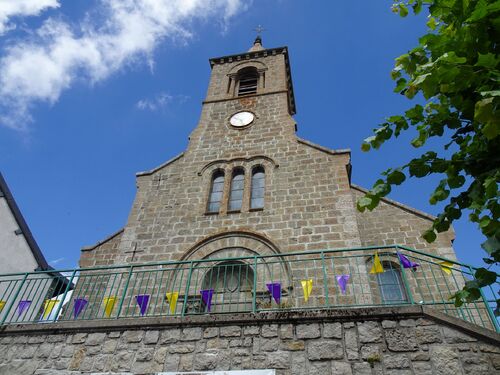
[377,262,408,304]
[207,170,225,213]
[228,169,245,212]
[250,166,265,209]
[237,67,258,96]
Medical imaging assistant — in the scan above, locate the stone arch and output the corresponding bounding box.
[227,60,268,75]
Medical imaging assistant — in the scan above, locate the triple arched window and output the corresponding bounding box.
[207,166,266,214]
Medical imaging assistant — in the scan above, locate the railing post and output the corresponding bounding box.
[469,266,500,333]
[116,266,134,319]
[252,256,258,313]
[1,273,29,325]
[181,262,194,317]
[396,247,414,305]
[52,270,77,322]
[321,251,330,307]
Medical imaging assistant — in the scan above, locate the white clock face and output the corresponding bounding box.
[229,111,255,127]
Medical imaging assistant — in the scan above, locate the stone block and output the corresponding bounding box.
[265,351,290,369]
[160,328,181,344]
[308,361,332,375]
[307,340,343,360]
[261,324,278,337]
[36,343,54,358]
[415,326,442,344]
[220,325,241,337]
[281,340,305,351]
[204,327,219,338]
[168,343,195,354]
[332,361,353,375]
[412,361,433,375]
[358,321,382,343]
[102,339,118,354]
[181,327,202,341]
[244,326,260,335]
[279,324,294,339]
[144,330,160,344]
[323,322,342,339]
[384,354,410,369]
[123,330,144,343]
[345,328,359,360]
[85,332,106,346]
[430,346,461,375]
[352,362,372,375]
[68,347,86,370]
[442,326,477,343]
[193,351,218,370]
[385,329,418,352]
[296,323,321,339]
[71,333,87,344]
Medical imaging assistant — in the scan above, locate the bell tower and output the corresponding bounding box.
[186,37,297,157]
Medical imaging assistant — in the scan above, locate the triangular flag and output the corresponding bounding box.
[103,296,117,317]
[73,298,88,319]
[301,279,313,303]
[336,275,350,294]
[0,300,5,312]
[42,299,59,319]
[166,292,179,315]
[200,289,214,312]
[439,261,454,275]
[397,252,420,269]
[17,300,31,316]
[266,282,281,304]
[135,294,150,316]
[369,253,384,274]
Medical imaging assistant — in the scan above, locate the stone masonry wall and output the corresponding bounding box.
[0,308,499,375]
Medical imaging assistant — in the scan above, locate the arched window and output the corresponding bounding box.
[228,169,245,212]
[250,166,265,209]
[377,261,408,304]
[237,67,259,96]
[207,170,225,213]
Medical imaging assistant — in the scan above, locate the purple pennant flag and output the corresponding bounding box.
[336,275,350,295]
[17,300,31,316]
[397,252,420,269]
[266,282,281,304]
[73,298,88,319]
[200,289,214,312]
[135,294,150,316]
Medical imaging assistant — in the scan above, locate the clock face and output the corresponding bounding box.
[229,111,255,127]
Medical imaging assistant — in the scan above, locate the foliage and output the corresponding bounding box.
[358,0,500,312]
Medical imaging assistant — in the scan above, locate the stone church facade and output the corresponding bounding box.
[0,39,499,375]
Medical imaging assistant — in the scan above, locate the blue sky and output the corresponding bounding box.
[0,1,487,270]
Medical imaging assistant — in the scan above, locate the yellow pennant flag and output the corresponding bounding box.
[301,279,313,303]
[370,252,384,274]
[0,300,5,312]
[42,299,59,319]
[103,296,117,318]
[439,261,454,275]
[166,292,179,315]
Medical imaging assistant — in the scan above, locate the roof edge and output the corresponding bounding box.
[81,228,124,252]
[351,183,438,222]
[297,138,351,156]
[136,153,184,177]
[0,172,49,270]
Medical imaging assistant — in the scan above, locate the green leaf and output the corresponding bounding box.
[387,170,406,185]
[422,229,437,243]
[361,142,371,152]
[394,78,407,92]
[476,53,498,69]
[399,3,409,17]
[426,16,437,30]
[475,268,497,287]
[481,237,500,255]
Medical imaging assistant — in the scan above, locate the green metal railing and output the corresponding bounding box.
[0,245,498,332]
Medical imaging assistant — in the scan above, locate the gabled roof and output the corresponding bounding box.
[0,172,49,270]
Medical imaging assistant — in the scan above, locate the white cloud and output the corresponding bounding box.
[136,92,190,111]
[0,0,60,35]
[0,0,246,131]
[49,257,65,266]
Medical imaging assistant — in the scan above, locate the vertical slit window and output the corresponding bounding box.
[228,169,245,211]
[250,166,265,209]
[207,171,225,213]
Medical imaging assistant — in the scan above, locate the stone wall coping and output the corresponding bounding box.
[81,228,124,252]
[135,152,185,177]
[1,305,498,345]
[296,138,351,156]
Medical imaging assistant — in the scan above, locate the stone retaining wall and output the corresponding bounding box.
[0,307,498,375]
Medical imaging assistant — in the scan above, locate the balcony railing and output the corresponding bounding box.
[0,245,498,332]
